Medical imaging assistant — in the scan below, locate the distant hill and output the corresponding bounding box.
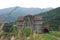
[0,6,52,23]
[37,7,60,31]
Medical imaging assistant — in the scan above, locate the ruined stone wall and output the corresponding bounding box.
[16,15,43,33]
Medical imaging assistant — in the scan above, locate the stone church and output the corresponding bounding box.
[16,15,43,33]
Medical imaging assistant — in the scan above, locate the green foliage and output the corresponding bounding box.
[2,22,18,37]
[50,31,60,37]
[9,25,17,34]
[3,23,13,32]
[39,34,57,40]
[36,7,60,31]
[22,28,32,37]
[3,22,17,32]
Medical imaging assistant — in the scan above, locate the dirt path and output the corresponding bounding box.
[47,34,60,40]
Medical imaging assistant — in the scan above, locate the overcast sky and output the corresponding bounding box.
[0,0,60,9]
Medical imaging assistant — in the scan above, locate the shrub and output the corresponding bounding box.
[23,28,32,37]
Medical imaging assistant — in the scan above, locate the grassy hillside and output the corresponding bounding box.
[37,7,60,31]
[1,31,60,40]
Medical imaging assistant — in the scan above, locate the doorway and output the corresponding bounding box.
[43,28,49,33]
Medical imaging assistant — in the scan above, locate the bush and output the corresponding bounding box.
[23,28,32,37]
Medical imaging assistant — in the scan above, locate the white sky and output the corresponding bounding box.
[0,0,60,9]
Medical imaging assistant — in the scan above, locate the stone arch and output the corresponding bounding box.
[42,23,49,33]
[43,28,49,33]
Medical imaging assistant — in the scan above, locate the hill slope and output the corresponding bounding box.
[37,7,60,31]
